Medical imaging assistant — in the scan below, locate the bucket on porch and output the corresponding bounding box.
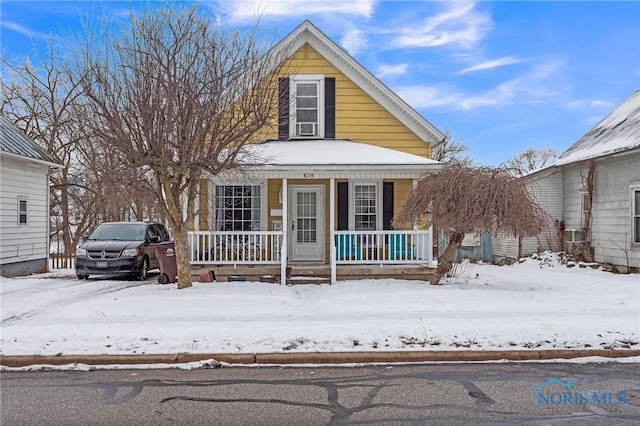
[199,270,216,282]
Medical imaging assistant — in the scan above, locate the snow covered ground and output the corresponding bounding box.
[1,252,638,357]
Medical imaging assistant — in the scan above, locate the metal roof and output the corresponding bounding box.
[0,115,60,166]
[556,90,640,166]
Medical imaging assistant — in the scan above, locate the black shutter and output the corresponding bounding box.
[383,182,394,230]
[278,77,289,140]
[324,77,336,139]
[337,182,348,230]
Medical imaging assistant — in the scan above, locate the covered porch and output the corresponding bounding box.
[188,228,436,285]
[188,140,441,284]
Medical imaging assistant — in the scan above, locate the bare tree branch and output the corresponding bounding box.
[69,4,285,288]
[395,164,546,284]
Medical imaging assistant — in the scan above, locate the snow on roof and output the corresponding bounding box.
[243,139,441,167]
[556,90,640,166]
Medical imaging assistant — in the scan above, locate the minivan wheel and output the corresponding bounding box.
[137,258,149,281]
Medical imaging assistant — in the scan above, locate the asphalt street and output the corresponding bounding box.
[1,362,639,425]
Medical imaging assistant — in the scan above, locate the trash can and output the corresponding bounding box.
[155,242,177,284]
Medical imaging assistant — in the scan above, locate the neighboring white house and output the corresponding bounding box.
[496,90,639,271]
[555,90,640,271]
[0,116,61,277]
[493,165,564,264]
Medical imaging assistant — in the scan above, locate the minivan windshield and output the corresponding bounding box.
[88,223,147,241]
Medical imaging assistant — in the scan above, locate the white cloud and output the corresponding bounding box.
[221,0,374,21]
[389,2,492,49]
[376,63,408,78]
[396,60,564,111]
[341,28,368,55]
[1,20,48,39]
[458,56,526,74]
[591,99,612,107]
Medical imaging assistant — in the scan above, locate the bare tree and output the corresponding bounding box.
[508,147,557,175]
[395,164,546,285]
[71,4,284,288]
[431,127,473,166]
[1,43,96,262]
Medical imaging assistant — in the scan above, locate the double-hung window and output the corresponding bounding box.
[214,185,261,231]
[18,197,28,226]
[632,186,640,245]
[580,192,590,229]
[354,183,377,231]
[290,75,324,138]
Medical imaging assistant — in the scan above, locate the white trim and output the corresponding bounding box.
[17,196,28,226]
[210,179,267,231]
[288,184,325,262]
[580,191,590,230]
[289,74,325,138]
[269,21,445,146]
[349,180,382,231]
[631,183,640,246]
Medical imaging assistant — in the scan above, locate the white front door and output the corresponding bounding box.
[289,185,324,262]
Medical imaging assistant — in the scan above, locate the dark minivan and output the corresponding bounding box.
[76,221,171,280]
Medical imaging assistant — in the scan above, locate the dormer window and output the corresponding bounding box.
[290,75,324,138]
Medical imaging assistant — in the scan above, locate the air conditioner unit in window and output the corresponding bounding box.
[565,229,587,243]
[297,122,317,136]
[565,229,588,256]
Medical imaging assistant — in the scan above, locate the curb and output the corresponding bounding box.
[2,349,639,368]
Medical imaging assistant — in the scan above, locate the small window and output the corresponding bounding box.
[633,188,640,244]
[290,75,324,138]
[18,197,28,225]
[354,184,377,231]
[580,192,590,229]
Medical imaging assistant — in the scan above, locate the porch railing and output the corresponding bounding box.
[188,231,284,265]
[188,229,434,266]
[333,230,434,265]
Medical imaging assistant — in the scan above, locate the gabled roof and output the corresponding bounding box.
[271,20,446,147]
[0,116,61,167]
[556,90,640,166]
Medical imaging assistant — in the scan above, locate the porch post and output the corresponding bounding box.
[281,178,288,285]
[330,178,336,284]
[194,182,200,231]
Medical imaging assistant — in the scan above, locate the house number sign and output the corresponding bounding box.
[303,173,314,178]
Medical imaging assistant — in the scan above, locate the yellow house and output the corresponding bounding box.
[189,21,445,283]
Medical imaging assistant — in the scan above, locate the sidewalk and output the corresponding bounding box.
[2,349,639,368]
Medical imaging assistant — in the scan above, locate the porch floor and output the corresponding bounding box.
[191,263,434,284]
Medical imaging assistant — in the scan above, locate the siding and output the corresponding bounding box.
[520,169,564,255]
[563,151,640,268]
[273,44,431,158]
[493,168,564,261]
[0,156,50,267]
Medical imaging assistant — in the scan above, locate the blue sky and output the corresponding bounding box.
[2,1,639,165]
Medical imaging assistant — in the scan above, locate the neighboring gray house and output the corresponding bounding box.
[0,116,61,277]
[493,165,564,264]
[556,90,639,271]
[495,90,640,271]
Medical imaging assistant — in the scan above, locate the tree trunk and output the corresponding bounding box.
[173,226,192,289]
[430,230,464,285]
